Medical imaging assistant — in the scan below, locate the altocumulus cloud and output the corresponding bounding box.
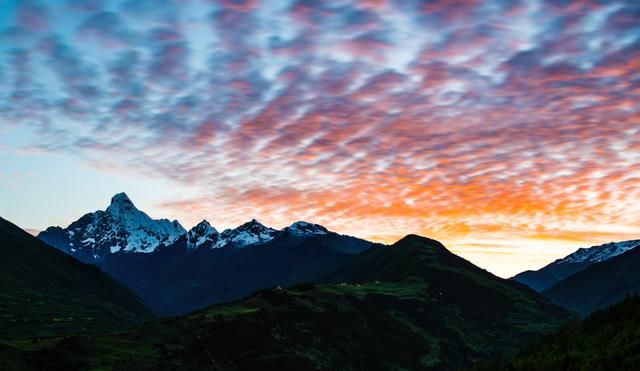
[0,0,639,274]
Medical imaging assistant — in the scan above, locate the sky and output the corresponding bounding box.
[0,0,639,277]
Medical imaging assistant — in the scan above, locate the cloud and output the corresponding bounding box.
[218,0,258,12]
[1,0,639,276]
[120,0,180,26]
[78,11,134,47]
[37,36,101,102]
[289,0,337,28]
[147,28,190,87]
[67,0,106,13]
[341,31,392,62]
[15,0,49,31]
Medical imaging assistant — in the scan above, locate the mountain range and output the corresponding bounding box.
[39,193,374,315]
[38,192,336,262]
[100,226,374,315]
[2,192,639,369]
[543,246,640,317]
[35,193,640,318]
[510,239,640,316]
[512,239,640,292]
[0,235,573,370]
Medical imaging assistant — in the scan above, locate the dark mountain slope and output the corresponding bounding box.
[478,295,640,370]
[512,239,640,292]
[0,217,154,338]
[511,262,592,292]
[0,235,573,370]
[101,231,374,316]
[329,235,569,326]
[543,246,640,317]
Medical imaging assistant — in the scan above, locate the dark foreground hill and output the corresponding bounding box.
[0,235,572,370]
[543,246,640,317]
[0,217,154,338]
[476,295,640,370]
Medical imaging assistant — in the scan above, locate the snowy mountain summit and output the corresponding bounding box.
[38,192,186,262]
[555,239,640,265]
[512,239,640,292]
[186,220,219,249]
[285,221,329,236]
[187,219,328,250]
[38,193,334,262]
[215,219,279,249]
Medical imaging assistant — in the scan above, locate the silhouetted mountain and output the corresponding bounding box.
[512,239,640,291]
[0,235,573,370]
[0,217,153,338]
[543,246,640,317]
[476,295,640,370]
[101,229,374,316]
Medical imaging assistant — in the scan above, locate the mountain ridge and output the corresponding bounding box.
[543,246,640,317]
[38,192,339,263]
[512,239,640,292]
[100,228,375,316]
[0,233,573,370]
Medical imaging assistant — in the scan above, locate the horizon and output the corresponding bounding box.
[1,0,639,278]
[7,189,632,278]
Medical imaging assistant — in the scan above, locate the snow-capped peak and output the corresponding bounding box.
[215,219,278,249]
[38,192,187,262]
[238,218,267,229]
[185,219,333,250]
[111,192,133,205]
[286,221,328,236]
[192,219,218,234]
[556,239,640,265]
[187,220,219,249]
[39,193,336,260]
[106,192,136,214]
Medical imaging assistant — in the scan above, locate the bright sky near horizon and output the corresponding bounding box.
[0,0,639,277]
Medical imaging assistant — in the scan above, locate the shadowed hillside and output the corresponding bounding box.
[475,295,640,370]
[0,217,154,338]
[543,247,640,317]
[0,235,572,370]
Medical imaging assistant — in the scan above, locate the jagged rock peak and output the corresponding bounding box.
[187,220,219,249]
[38,192,186,262]
[190,220,218,235]
[235,219,272,231]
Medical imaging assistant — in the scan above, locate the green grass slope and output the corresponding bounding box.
[477,295,640,370]
[1,235,572,370]
[0,217,154,338]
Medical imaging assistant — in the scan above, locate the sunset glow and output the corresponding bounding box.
[1,0,639,277]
